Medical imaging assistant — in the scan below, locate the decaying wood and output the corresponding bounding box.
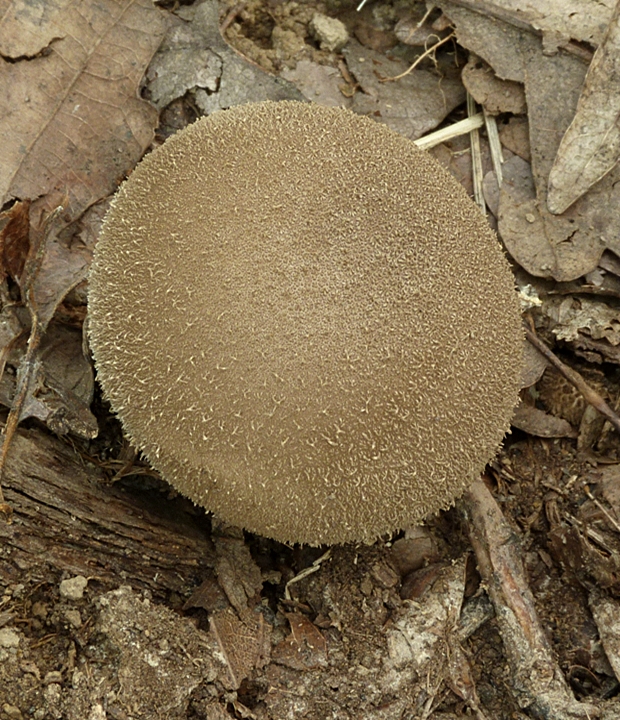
[0,428,215,595]
[462,477,599,719]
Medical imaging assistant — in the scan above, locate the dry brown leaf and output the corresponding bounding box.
[547,3,620,214]
[499,151,613,282]
[353,17,399,53]
[511,403,577,438]
[0,0,165,465]
[272,612,328,670]
[175,0,304,115]
[281,60,352,108]
[210,608,270,690]
[214,531,264,616]
[521,339,548,389]
[0,0,165,218]
[521,48,620,280]
[183,570,230,614]
[395,8,446,47]
[598,465,620,518]
[342,39,466,140]
[437,1,527,82]
[0,201,30,284]
[462,55,526,115]
[545,296,620,346]
[0,323,97,438]
[145,15,222,110]
[442,0,620,280]
[437,0,614,47]
[498,116,531,161]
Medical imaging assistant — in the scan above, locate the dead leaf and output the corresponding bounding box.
[437,0,614,49]
[0,0,164,468]
[353,19,398,53]
[272,612,328,670]
[430,134,492,199]
[214,531,264,616]
[146,15,222,109]
[499,155,607,281]
[171,0,304,115]
[0,323,97,438]
[0,305,24,382]
[0,0,165,218]
[437,2,526,82]
[498,116,530,161]
[343,39,466,140]
[511,403,577,438]
[549,524,620,593]
[547,4,620,214]
[545,296,620,346]
[395,8,446,47]
[210,608,270,690]
[462,55,526,114]
[281,60,352,108]
[183,570,229,614]
[446,631,488,720]
[520,339,548,389]
[0,201,30,284]
[22,219,92,333]
[443,1,620,281]
[599,465,620,520]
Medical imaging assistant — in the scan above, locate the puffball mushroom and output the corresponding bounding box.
[88,100,522,546]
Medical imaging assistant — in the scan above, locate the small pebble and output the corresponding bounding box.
[309,13,349,52]
[2,704,23,719]
[88,705,107,720]
[64,609,82,629]
[43,683,61,704]
[371,562,399,589]
[0,628,20,648]
[44,670,63,685]
[32,602,48,620]
[59,575,88,601]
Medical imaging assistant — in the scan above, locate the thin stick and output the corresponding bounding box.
[414,114,484,150]
[524,323,620,435]
[467,93,486,213]
[484,109,504,186]
[462,478,598,718]
[220,2,246,34]
[583,484,620,533]
[0,206,63,521]
[380,32,456,83]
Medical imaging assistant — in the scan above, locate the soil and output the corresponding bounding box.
[1,426,619,718]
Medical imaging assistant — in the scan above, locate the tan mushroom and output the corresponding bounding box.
[88,101,522,545]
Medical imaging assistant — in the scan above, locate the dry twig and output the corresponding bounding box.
[414,113,484,150]
[462,477,599,718]
[220,3,247,35]
[483,108,504,186]
[379,32,456,83]
[0,206,64,518]
[467,93,486,213]
[524,323,620,435]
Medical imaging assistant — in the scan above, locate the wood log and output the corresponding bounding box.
[0,428,215,596]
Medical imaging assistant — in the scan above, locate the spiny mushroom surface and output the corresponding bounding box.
[88,100,522,546]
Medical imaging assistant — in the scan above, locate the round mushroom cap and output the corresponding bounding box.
[88,101,522,546]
